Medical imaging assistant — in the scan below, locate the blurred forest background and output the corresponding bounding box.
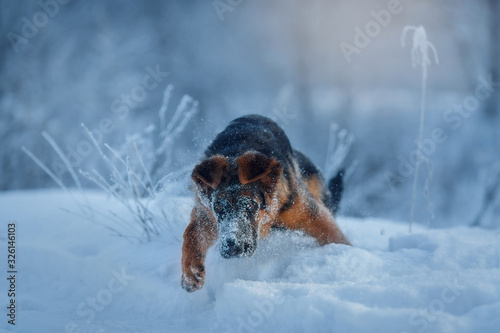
[1,0,499,228]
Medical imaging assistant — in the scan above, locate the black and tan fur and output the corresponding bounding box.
[181,115,350,292]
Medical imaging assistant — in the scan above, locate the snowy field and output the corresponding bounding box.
[2,1,499,332]
[1,189,499,333]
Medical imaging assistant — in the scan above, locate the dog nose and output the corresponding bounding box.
[221,239,243,258]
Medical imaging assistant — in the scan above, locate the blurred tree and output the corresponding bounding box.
[486,0,499,116]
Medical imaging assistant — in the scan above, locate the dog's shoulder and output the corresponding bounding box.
[293,149,321,179]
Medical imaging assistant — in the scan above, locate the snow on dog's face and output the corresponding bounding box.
[192,152,283,258]
[212,186,259,258]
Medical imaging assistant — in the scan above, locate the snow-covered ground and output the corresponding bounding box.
[1,189,499,333]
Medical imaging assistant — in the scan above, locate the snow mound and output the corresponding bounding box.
[0,190,499,333]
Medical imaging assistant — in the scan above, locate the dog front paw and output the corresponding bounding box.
[181,263,205,292]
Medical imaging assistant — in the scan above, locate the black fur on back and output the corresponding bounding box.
[205,115,294,169]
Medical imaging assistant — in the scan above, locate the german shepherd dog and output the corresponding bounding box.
[181,115,350,292]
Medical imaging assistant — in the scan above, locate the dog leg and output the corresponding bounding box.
[277,195,350,246]
[181,206,217,292]
[302,204,351,246]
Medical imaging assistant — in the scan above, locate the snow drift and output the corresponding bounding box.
[0,189,499,333]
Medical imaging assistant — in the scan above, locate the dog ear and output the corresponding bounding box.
[192,155,228,189]
[236,152,282,187]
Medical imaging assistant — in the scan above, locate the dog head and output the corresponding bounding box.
[192,152,283,258]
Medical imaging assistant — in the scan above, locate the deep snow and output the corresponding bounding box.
[1,189,499,333]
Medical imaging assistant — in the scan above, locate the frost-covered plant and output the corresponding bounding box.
[23,85,198,242]
[471,164,500,227]
[401,26,439,233]
[324,122,356,181]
